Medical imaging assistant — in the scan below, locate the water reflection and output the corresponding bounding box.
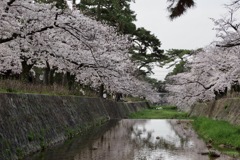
[129,120,203,160]
[27,119,232,160]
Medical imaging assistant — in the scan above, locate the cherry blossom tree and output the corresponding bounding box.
[165,1,240,111]
[0,0,160,103]
[0,0,60,80]
[212,0,240,48]
[166,46,240,110]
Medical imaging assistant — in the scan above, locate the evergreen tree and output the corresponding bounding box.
[79,0,166,75]
[35,0,67,9]
[79,0,136,34]
[164,49,192,76]
[167,0,195,19]
[132,27,166,75]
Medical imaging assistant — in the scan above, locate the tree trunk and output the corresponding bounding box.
[97,0,101,20]
[99,83,104,98]
[49,67,57,85]
[115,92,122,101]
[72,0,76,5]
[66,72,75,91]
[21,60,34,83]
[43,61,50,85]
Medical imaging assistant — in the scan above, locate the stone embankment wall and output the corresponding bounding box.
[190,98,240,125]
[0,93,149,160]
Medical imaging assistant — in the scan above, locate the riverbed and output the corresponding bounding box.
[27,119,234,160]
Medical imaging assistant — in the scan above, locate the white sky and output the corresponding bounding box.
[130,0,229,81]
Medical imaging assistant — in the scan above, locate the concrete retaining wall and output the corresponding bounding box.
[0,93,149,160]
[190,98,240,125]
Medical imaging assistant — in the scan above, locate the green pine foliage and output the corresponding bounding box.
[78,0,166,76]
[35,0,67,9]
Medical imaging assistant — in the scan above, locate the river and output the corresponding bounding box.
[27,119,234,160]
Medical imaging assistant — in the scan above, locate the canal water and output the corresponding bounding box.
[27,119,232,160]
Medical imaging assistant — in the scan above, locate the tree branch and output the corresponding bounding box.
[216,42,240,47]
[6,0,16,11]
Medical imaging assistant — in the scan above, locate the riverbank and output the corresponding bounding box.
[192,117,240,158]
[129,105,240,159]
[0,93,149,160]
[190,98,240,125]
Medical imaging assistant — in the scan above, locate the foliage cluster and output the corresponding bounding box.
[0,0,161,103]
[165,1,240,110]
[164,49,192,77]
[77,0,167,75]
[129,105,189,119]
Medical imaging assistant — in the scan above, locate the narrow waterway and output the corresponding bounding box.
[27,119,233,160]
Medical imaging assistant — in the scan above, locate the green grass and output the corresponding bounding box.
[0,79,98,97]
[0,80,74,95]
[129,105,189,119]
[0,80,147,101]
[193,117,240,157]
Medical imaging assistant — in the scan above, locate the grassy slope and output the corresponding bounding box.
[129,106,189,119]
[192,117,240,157]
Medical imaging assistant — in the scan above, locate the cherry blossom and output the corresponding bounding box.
[165,1,240,110]
[0,0,160,103]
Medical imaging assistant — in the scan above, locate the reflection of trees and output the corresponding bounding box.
[131,129,152,147]
[72,119,149,160]
[129,120,199,152]
[28,119,211,160]
[28,120,120,160]
[31,120,194,160]
[130,124,178,151]
[156,137,177,150]
[167,120,192,148]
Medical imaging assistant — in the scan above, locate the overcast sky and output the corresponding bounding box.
[130,0,229,81]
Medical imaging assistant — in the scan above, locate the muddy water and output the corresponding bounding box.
[27,119,233,160]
